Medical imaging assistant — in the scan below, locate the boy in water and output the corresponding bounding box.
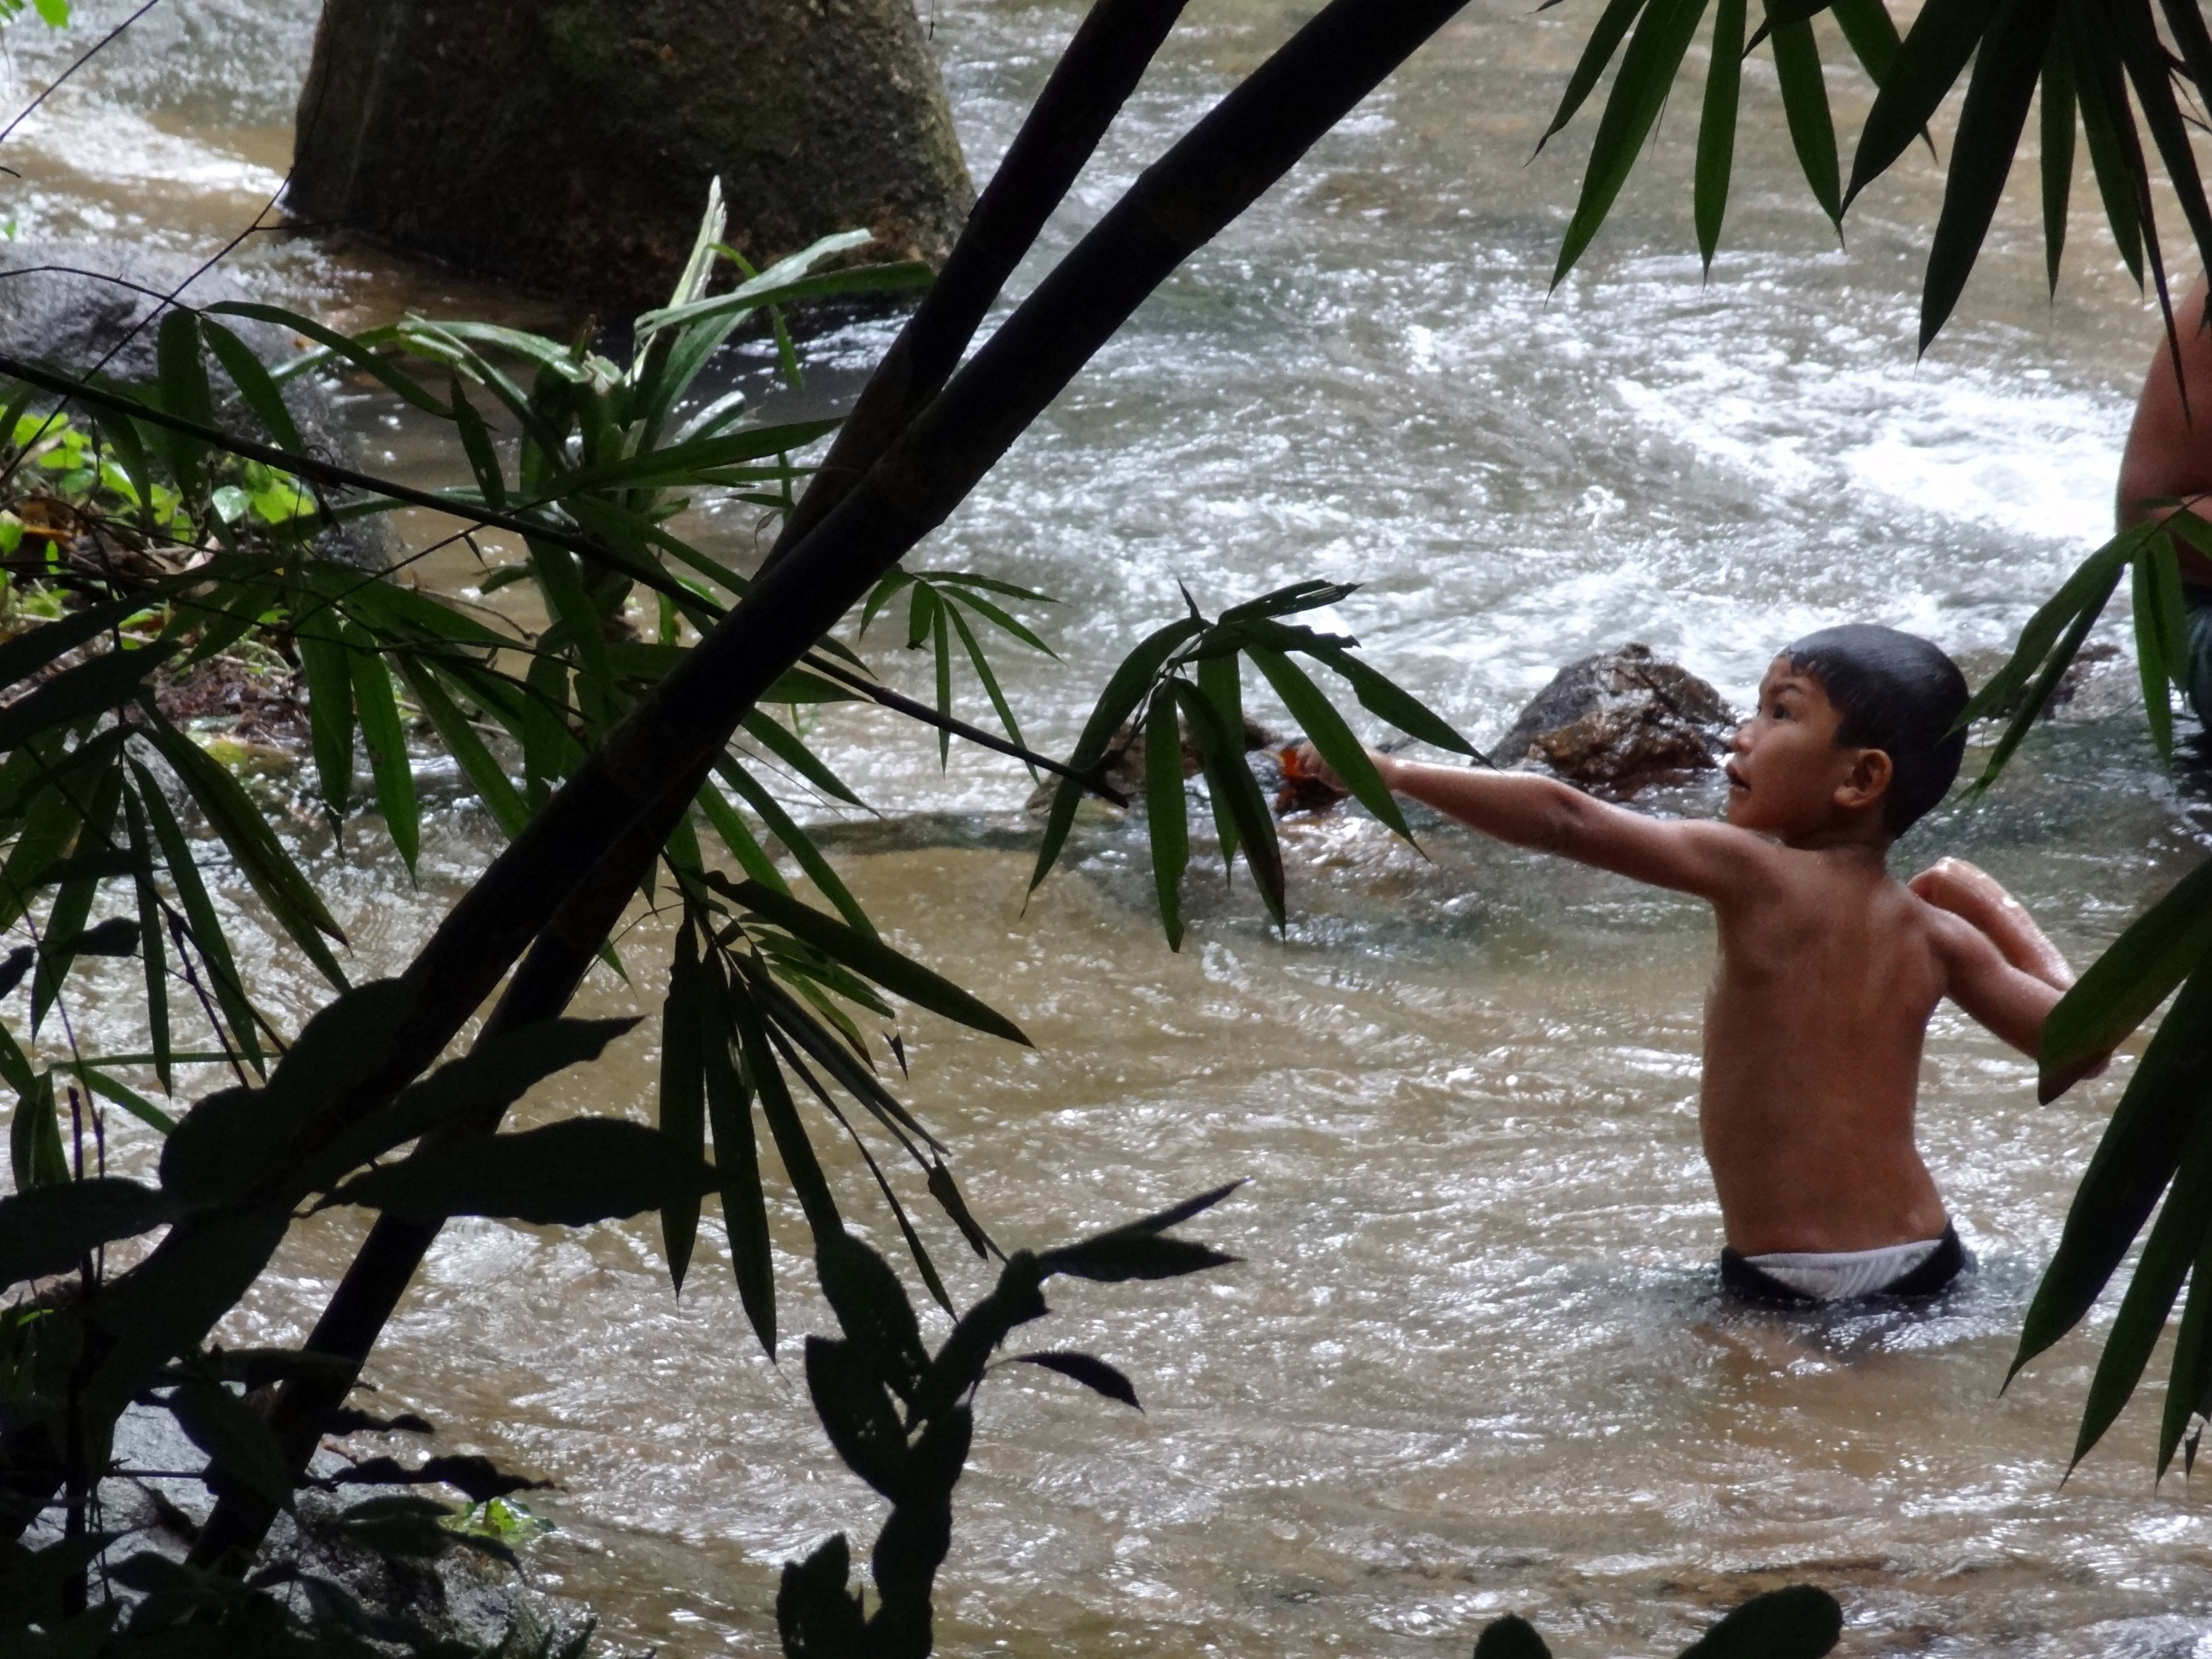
[1303,625,2086,1302]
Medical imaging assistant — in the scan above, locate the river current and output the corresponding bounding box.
[6,1,2212,1654]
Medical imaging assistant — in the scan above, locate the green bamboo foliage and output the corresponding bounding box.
[1543,0,2212,352]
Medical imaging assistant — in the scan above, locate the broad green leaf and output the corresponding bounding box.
[330,1118,717,1224]
[31,758,122,1034]
[1246,644,1415,839]
[346,626,419,873]
[718,876,1027,1044]
[1145,690,1190,950]
[1916,0,2056,349]
[1696,0,1746,269]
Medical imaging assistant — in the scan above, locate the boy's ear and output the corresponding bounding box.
[1835,746,1893,812]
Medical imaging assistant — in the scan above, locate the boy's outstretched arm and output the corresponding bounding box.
[1346,752,1767,898]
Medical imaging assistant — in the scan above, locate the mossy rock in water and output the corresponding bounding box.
[289,0,974,313]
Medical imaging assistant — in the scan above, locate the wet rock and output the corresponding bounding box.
[0,243,392,573]
[2044,640,2130,721]
[289,0,974,313]
[1501,643,1732,797]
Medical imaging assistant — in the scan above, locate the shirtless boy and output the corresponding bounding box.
[1305,625,2085,1302]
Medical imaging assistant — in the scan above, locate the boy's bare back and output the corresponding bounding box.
[1309,632,2082,1268]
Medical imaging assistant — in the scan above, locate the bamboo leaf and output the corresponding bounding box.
[660,921,706,1292]
[129,757,264,1072]
[295,619,355,823]
[2015,955,2212,1377]
[1678,1586,1843,1658]
[702,957,775,1357]
[1697,0,1747,269]
[1829,0,1903,80]
[2042,857,2212,1089]
[1846,0,1998,209]
[141,710,350,989]
[2158,1221,2212,1478]
[1013,1350,1142,1409]
[728,974,842,1241]
[208,302,454,417]
[1246,644,1415,839]
[121,787,171,1094]
[393,656,529,840]
[2070,6,2147,286]
[1175,680,1285,927]
[1554,0,1715,283]
[1145,690,1190,951]
[2068,1106,2212,1469]
[345,625,419,873]
[2039,42,2076,295]
[0,641,174,754]
[1769,16,1843,228]
[716,757,877,938]
[740,709,864,807]
[200,319,304,451]
[330,1118,717,1224]
[714,875,1027,1045]
[1917,0,2057,349]
[1539,0,1658,148]
[1030,617,1207,894]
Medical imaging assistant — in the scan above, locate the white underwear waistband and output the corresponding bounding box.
[1742,1237,1943,1301]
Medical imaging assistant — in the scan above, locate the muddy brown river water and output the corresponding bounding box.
[10,0,2212,1653]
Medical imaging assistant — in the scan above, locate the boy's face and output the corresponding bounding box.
[1724,656,1887,838]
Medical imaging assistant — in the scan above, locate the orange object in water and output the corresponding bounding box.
[1274,744,1348,817]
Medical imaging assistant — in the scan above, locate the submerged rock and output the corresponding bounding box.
[1024,714,1281,813]
[1501,643,1732,796]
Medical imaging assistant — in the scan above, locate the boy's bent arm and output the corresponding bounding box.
[1909,858,2074,991]
[1377,757,1767,897]
[1929,908,2067,1058]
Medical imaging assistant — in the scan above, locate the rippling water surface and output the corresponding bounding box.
[12,0,2212,1653]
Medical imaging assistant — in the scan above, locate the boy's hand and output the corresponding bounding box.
[1287,741,1406,793]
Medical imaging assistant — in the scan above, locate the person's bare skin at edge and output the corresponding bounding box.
[2118,272,2212,579]
[1300,658,2085,1258]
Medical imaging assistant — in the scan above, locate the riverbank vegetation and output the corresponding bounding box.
[6,0,2212,1651]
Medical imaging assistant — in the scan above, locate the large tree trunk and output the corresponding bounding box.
[287,0,973,311]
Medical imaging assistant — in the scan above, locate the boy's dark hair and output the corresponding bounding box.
[1784,625,1969,835]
